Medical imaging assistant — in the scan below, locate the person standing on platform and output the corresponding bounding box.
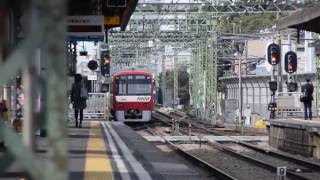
[0,99,8,148]
[301,79,314,120]
[71,74,88,128]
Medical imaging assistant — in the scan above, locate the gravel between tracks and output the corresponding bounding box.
[251,141,320,166]
[224,142,320,180]
[177,143,292,180]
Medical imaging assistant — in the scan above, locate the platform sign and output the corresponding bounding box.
[87,74,98,81]
[67,16,104,41]
[277,166,286,180]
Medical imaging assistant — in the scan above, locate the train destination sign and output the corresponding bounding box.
[67,16,104,41]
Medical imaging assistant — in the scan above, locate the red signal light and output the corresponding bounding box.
[284,51,297,74]
[268,44,280,66]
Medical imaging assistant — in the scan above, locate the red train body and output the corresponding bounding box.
[111,70,154,122]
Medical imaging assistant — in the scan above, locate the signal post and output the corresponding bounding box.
[99,43,111,93]
[267,42,281,119]
[267,35,298,119]
[284,51,298,92]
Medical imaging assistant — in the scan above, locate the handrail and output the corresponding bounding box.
[276,92,301,95]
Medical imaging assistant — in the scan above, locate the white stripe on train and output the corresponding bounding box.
[115,96,151,102]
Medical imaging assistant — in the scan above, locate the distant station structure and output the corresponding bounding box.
[268,4,320,159]
[2,1,320,179]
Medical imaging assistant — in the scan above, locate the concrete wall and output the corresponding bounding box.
[269,126,313,157]
[269,120,320,159]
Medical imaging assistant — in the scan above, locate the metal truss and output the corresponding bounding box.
[108,0,318,122]
[109,10,217,122]
[135,0,310,14]
[109,31,198,44]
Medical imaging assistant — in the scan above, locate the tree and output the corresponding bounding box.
[177,66,190,106]
[216,14,277,92]
[217,14,277,34]
[159,66,190,107]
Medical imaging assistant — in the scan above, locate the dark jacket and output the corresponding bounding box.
[71,83,87,110]
[301,83,314,103]
[0,100,8,121]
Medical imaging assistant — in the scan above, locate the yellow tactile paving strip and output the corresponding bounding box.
[84,121,113,180]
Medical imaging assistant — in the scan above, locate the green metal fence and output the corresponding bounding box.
[189,16,217,123]
[0,0,67,179]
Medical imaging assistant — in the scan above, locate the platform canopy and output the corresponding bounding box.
[68,0,138,30]
[277,4,320,33]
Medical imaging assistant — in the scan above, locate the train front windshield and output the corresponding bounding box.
[115,75,152,95]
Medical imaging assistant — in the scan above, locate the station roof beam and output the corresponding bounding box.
[277,4,320,33]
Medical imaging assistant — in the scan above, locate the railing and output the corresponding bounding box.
[68,93,108,119]
[0,1,67,179]
[275,92,304,118]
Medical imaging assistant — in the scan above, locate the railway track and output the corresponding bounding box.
[145,127,237,180]
[145,125,295,180]
[150,110,320,180]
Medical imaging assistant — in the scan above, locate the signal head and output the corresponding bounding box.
[284,51,297,74]
[100,50,111,77]
[267,43,281,66]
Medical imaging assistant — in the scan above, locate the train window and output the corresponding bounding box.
[135,75,146,79]
[115,75,152,95]
[117,77,127,95]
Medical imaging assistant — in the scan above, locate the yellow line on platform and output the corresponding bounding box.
[84,121,113,180]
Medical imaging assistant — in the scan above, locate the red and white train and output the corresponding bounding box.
[111,69,154,122]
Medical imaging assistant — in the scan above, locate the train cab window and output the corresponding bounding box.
[117,77,127,95]
[115,75,152,95]
[135,75,146,79]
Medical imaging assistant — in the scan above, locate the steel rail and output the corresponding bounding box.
[207,141,310,180]
[146,126,237,180]
[154,110,224,135]
[155,109,320,179]
[168,110,320,172]
[238,141,320,172]
[150,114,309,179]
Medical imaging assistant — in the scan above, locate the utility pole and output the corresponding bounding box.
[276,34,283,93]
[173,13,179,109]
[22,1,39,150]
[173,52,178,109]
[161,55,166,106]
[238,54,243,131]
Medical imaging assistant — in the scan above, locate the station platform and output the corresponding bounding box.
[144,135,268,142]
[1,121,206,180]
[269,118,320,159]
